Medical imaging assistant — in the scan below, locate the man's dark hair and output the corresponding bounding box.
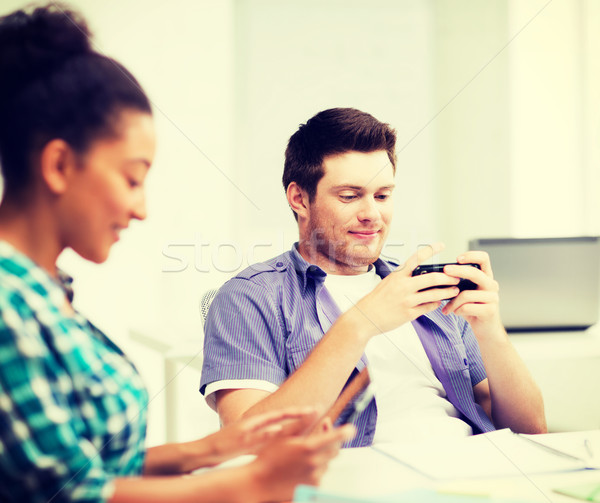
[282,108,397,210]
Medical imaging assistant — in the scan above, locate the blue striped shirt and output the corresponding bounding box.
[200,244,495,446]
[0,242,148,502]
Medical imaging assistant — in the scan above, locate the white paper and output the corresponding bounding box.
[374,429,600,480]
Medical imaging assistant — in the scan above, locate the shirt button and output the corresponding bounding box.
[276,262,283,267]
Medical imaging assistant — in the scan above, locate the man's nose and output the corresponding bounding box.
[357,197,379,221]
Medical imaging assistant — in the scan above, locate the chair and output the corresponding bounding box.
[199,288,219,327]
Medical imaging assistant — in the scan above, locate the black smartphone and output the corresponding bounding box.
[411,263,481,291]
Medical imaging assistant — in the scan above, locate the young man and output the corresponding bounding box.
[200,108,546,446]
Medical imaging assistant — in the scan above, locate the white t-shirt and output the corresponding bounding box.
[323,267,472,444]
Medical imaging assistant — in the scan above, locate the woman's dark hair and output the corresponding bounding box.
[0,3,152,198]
[282,108,397,206]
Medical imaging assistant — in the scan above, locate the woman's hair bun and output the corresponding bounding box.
[0,3,151,197]
[0,3,92,93]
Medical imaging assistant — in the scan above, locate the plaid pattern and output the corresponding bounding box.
[0,242,148,503]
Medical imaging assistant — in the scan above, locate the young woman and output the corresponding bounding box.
[0,4,353,503]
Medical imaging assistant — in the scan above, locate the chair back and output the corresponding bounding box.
[199,288,219,327]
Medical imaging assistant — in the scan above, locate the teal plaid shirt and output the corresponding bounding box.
[0,242,149,502]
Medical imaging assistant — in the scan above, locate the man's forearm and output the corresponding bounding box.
[477,329,547,433]
[240,310,373,420]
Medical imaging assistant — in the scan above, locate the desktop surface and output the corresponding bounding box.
[318,430,600,502]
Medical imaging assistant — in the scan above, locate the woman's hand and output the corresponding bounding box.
[248,424,355,503]
[199,407,320,466]
[144,407,321,475]
[121,419,355,503]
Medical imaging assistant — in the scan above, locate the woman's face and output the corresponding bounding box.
[59,109,156,263]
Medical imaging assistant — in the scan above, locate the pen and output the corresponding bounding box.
[517,434,587,464]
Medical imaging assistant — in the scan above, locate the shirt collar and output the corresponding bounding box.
[56,269,75,303]
[0,240,74,303]
[288,242,397,292]
[288,242,443,328]
[289,244,325,292]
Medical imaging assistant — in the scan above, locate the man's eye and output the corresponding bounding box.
[339,194,357,201]
[376,194,390,201]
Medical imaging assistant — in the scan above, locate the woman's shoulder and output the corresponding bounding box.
[0,241,66,306]
[0,243,73,351]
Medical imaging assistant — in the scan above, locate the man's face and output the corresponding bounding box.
[301,150,395,275]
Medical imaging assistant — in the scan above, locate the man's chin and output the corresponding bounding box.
[348,255,378,267]
[346,244,381,262]
[315,242,382,272]
[338,249,380,268]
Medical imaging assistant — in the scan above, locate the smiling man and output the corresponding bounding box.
[295,148,394,274]
[200,108,546,446]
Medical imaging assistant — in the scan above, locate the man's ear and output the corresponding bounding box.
[286,182,310,220]
[39,139,76,194]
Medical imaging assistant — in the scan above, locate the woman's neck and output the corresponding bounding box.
[0,199,62,276]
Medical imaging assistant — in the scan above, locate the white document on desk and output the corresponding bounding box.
[374,429,600,480]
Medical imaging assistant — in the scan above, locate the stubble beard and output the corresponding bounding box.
[305,224,381,273]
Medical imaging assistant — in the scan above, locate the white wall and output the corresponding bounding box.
[582,0,600,236]
[232,0,437,264]
[508,0,586,237]
[433,0,511,258]
[433,0,600,256]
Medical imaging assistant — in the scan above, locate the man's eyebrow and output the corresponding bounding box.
[331,184,364,190]
[331,184,396,190]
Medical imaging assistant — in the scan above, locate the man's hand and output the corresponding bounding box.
[349,242,461,337]
[440,251,504,337]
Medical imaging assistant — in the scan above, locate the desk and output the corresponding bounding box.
[319,430,600,502]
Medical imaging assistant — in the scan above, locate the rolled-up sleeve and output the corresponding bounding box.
[0,295,114,503]
[200,278,289,395]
